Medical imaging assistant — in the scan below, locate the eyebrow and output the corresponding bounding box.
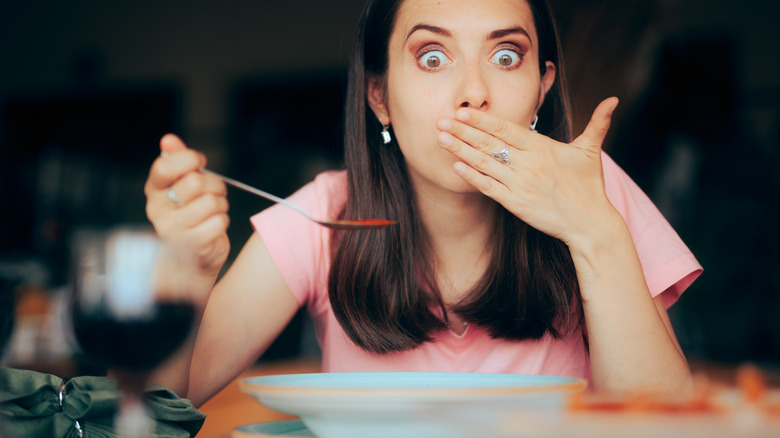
[404,24,451,44]
[404,23,532,46]
[488,26,531,43]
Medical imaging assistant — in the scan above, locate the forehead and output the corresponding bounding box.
[394,0,537,42]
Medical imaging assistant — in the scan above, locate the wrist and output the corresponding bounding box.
[565,206,628,260]
[566,209,639,303]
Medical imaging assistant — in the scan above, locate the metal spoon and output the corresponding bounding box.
[201,169,395,230]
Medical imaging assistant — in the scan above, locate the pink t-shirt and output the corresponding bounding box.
[250,152,702,381]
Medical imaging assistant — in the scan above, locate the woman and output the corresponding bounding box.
[145,0,701,407]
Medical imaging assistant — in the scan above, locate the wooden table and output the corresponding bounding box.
[196,359,321,438]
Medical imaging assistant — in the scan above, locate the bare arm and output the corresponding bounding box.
[148,234,299,407]
[437,98,692,392]
[144,135,299,405]
[569,209,691,393]
[185,234,299,407]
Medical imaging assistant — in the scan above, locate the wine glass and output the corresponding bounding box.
[70,228,196,438]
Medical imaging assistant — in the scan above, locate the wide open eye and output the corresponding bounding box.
[418,50,452,71]
[490,48,523,69]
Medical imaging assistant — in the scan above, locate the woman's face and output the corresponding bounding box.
[369,0,555,196]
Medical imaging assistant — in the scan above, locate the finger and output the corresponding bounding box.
[145,138,206,192]
[452,161,511,202]
[451,107,533,148]
[166,171,227,206]
[174,194,230,230]
[151,195,229,241]
[436,117,515,154]
[182,215,231,256]
[163,214,230,270]
[160,133,188,155]
[572,97,619,152]
[438,130,514,177]
[147,172,228,235]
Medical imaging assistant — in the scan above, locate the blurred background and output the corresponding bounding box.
[0,0,778,379]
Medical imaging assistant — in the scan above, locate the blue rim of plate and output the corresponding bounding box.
[233,420,314,437]
[240,372,587,397]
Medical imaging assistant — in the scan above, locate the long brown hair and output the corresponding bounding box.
[328,0,581,354]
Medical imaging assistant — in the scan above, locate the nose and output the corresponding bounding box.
[458,64,489,110]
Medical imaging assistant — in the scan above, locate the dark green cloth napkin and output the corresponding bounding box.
[0,368,206,438]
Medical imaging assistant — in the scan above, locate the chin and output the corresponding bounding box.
[440,170,483,195]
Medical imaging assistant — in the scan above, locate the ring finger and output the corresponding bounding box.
[164,171,226,208]
[437,130,515,177]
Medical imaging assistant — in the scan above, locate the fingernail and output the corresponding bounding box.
[436,118,452,130]
[160,151,168,158]
[438,132,454,147]
[455,109,469,121]
[453,162,467,174]
[608,97,619,117]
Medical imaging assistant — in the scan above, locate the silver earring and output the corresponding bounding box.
[530,114,538,132]
[381,124,392,144]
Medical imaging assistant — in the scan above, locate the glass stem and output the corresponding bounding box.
[116,391,153,438]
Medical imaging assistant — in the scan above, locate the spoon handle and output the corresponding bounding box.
[200,169,317,221]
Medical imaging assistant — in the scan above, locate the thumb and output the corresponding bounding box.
[573,97,619,152]
[160,133,188,155]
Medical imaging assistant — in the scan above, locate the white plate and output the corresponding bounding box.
[240,372,586,438]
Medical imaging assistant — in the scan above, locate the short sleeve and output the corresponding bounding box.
[602,152,702,308]
[249,171,348,307]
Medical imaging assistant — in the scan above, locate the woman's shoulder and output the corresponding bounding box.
[600,151,702,304]
[249,170,346,307]
[251,169,347,223]
[291,169,348,219]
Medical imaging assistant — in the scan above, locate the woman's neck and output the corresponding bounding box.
[414,179,495,241]
[413,179,495,303]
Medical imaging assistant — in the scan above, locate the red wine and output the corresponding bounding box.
[72,300,195,372]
